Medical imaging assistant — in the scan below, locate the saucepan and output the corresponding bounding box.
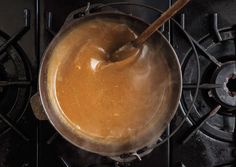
[35,12,182,161]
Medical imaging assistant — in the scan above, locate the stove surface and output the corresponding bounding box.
[0,0,235,167]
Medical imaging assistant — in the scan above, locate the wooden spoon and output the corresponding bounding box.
[111,0,190,62]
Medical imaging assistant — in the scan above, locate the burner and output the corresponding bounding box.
[0,29,32,140]
[211,61,236,108]
[181,26,236,142]
[227,74,236,97]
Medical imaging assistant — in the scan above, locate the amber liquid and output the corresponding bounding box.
[55,19,171,140]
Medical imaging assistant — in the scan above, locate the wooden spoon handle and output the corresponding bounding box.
[133,0,190,46]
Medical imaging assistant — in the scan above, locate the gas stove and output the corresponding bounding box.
[0,0,235,167]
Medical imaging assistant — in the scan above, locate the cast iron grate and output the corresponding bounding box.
[0,9,33,141]
[180,13,236,143]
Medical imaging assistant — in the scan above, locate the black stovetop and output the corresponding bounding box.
[0,0,235,167]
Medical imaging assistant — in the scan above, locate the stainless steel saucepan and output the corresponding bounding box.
[33,12,182,161]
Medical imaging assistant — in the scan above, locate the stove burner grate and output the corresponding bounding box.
[180,13,236,143]
[0,9,32,141]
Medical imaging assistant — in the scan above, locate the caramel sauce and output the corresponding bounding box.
[55,19,171,140]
